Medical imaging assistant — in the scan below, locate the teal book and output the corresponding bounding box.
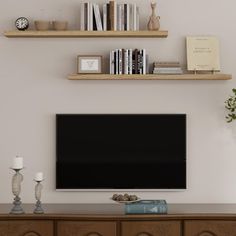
[125,200,168,214]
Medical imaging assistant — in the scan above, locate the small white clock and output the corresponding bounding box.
[15,17,29,31]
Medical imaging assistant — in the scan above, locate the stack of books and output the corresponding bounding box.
[110,48,147,75]
[125,200,168,214]
[80,1,140,31]
[153,62,183,74]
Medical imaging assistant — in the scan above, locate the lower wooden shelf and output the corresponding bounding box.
[67,73,232,80]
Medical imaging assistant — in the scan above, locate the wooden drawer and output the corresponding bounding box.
[0,220,53,236]
[121,221,181,236]
[184,220,236,236]
[57,221,117,236]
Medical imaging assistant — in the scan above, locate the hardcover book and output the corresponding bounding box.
[186,36,220,71]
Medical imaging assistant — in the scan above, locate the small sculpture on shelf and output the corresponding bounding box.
[33,172,44,214]
[147,2,160,31]
[10,156,24,214]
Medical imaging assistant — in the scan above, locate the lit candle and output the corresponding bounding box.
[35,172,44,181]
[12,156,23,169]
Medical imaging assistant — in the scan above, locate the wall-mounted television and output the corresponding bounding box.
[56,114,186,190]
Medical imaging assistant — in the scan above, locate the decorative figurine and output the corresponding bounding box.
[10,156,24,214]
[34,172,44,214]
[147,2,160,31]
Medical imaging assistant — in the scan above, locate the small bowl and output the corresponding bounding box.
[52,21,68,31]
[34,20,51,31]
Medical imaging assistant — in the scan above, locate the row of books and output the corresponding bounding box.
[153,61,183,74]
[80,1,140,31]
[125,200,168,214]
[110,48,147,75]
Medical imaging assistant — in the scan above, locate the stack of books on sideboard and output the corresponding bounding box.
[80,1,139,31]
[125,200,168,214]
[110,48,147,75]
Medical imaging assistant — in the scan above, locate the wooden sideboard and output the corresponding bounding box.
[1,204,236,236]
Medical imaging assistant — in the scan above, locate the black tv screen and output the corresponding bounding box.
[56,114,186,190]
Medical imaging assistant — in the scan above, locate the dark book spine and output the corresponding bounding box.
[124,4,127,31]
[122,49,125,74]
[107,4,111,30]
[93,5,97,31]
[84,3,88,31]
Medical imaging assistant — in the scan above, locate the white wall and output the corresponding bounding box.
[0,0,236,204]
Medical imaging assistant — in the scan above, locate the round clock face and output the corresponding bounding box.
[15,17,29,31]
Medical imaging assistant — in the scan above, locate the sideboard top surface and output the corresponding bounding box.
[1,204,236,220]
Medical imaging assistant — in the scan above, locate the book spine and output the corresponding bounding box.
[92,4,97,31]
[124,49,129,74]
[80,3,85,31]
[136,7,140,30]
[129,49,133,74]
[119,49,122,74]
[125,204,168,214]
[117,4,122,31]
[109,1,115,31]
[84,3,88,31]
[103,4,107,31]
[122,48,125,74]
[126,4,130,31]
[94,4,103,31]
[124,4,127,31]
[115,49,119,74]
[107,4,111,30]
[121,4,124,31]
[143,49,146,75]
[133,4,137,31]
[110,50,115,74]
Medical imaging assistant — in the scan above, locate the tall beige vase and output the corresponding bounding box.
[147,3,160,31]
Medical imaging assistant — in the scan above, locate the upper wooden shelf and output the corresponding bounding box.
[67,73,232,81]
[4,30,168,38]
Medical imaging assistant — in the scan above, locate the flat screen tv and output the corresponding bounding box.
[56,114,186,190]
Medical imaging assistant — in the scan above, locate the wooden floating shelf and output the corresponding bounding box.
[4,30,168,38]
[68,74,232,80]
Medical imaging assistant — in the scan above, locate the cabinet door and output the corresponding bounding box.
[0,220,53,236]
[57,221,117,236]
[121,221,181,236]
[185,220,236,236]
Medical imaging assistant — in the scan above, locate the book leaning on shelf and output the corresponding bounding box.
[110,48,147,75]
[80,1,140,31]
[125,200,168,214]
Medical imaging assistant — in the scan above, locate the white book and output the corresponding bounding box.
[136,7,140,30]
[154,67,183,71]
[88,2,93,31]
[124,49,129,74]
[126,4,130,31]
[80,3,85,31]
[133,4,137,31]
[94,4,103,31]
[121,4,124,31]
[117,4,122,31]
[87,2,90,31]
[103,4,107,31]
[142,49,146,75]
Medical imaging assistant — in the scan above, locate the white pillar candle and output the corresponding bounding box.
[35,172,43,181]
[12,157,23,169]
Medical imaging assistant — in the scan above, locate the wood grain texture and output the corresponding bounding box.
[121,221,181,236]
[67,73,232,80]
[184,220,236,236]
[4,30,168,38]
[57,221,117,236]
[0,220,53,236]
